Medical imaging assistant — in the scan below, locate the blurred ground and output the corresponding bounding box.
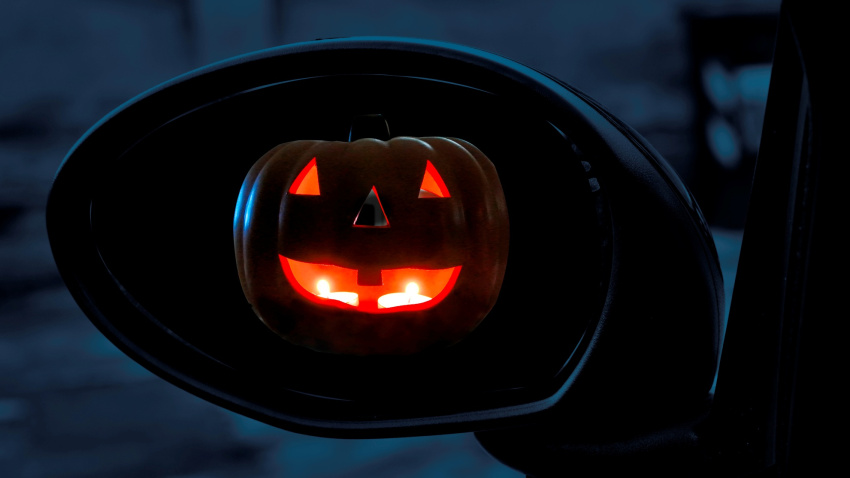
[1,0,776,476]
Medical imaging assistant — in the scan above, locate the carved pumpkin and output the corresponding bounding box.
[234,136,509,355]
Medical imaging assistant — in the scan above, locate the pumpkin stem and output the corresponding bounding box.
[348,114,391,141]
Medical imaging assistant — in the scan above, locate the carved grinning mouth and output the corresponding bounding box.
[280,256,461,313]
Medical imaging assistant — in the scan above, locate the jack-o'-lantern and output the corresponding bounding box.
[234,133,509,355]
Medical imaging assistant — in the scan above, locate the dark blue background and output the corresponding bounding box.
[0,1,777,476]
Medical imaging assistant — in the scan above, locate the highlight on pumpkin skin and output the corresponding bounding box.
[289,157,321,195]
[280,255,460,313]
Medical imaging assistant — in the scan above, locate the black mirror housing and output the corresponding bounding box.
[47,37,723,438]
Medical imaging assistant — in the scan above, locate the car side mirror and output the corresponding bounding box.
[47,37,723,468]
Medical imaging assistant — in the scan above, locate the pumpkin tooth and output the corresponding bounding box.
[356,268,383,286]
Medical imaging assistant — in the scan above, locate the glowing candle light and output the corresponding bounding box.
[316,279,359,306]
[378,282,432,309]
[317,279,331,297]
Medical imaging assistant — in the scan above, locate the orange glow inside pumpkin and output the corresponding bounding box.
[418,160,450,198]
[289,157,450,199]
[289,157,320,195]
[280,255,461,313]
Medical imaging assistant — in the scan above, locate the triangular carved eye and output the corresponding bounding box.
[418,160,450,198]
[289,157,320,195]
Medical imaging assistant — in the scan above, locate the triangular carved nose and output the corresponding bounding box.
[353,186,390,228]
